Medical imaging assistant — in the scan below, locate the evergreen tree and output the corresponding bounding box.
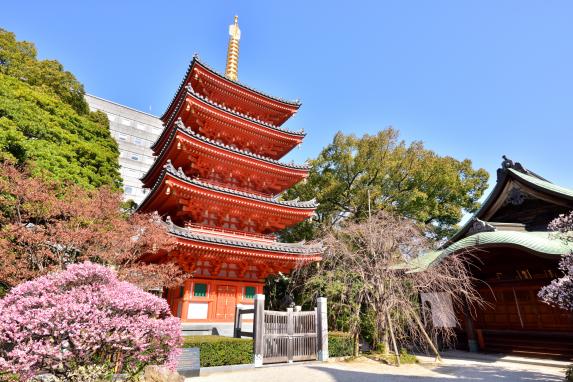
[0,28,121,189]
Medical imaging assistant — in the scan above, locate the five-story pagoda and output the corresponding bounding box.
[139,16,322,323]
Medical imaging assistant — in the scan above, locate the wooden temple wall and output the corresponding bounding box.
[457,248,573,359]
[167,277,264,323]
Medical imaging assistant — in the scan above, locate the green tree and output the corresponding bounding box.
[0,29,121,189]
[0,28,88,114]
[282,129,489,241]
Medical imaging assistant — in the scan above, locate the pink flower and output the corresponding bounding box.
[0,262,182,381]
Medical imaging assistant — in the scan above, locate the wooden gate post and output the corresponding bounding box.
[287,307,294,363]
[233,304,241,338]
[316,297,329,361]
[253,294,265,367]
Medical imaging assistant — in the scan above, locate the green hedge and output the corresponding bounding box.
[328,331,354,357]
[183,336,253,367]
[183,332,353,367]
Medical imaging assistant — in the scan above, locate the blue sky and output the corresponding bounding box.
[2,1,573,198]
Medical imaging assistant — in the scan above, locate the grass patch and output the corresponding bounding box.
[368,348,418,365]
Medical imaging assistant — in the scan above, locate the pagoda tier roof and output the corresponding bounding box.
[138,162,318,230]
[153,88,305,158]
[168,221,322,258]
[185,86,305,137]
[141,119,309,191]
[155,161,317,208]
[161,56,300,125]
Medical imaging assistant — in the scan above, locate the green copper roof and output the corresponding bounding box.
[405,231,573,272]
[508,168,573,199]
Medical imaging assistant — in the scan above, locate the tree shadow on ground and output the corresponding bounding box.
[309,363,564,382]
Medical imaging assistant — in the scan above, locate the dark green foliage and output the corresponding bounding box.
[328,332,354,357]
[0,74,121,188]
[183,336,253,367]
[0,29,121,189]
[281,130,489,242]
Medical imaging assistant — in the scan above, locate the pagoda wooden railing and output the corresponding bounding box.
[185,223,277,241]
[196,177,274,199]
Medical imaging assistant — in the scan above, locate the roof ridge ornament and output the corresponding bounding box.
[497,155,550,182]
[498,155,526,180]
[467,218,496,236]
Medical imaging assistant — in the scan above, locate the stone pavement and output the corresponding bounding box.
[188,354,566,381]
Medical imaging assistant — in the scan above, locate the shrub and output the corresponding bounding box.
[0,262,182,381]
[567,366,573,381]
[183,336,252,367]
[328,331,354,357]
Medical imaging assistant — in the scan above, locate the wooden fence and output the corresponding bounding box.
[234,295,328,366]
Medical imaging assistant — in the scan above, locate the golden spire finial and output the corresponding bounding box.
[225,15,241,81]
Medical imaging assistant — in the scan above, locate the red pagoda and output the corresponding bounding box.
[139,16,322,323]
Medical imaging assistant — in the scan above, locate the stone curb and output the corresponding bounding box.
[186,359,331,379]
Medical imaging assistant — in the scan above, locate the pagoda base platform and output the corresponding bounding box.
[181,322,253,337]
[166,277,263,324]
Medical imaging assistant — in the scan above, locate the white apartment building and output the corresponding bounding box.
[85,94,164,205]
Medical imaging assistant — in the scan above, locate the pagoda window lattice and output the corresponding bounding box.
[244,286,256,299]
[202,211,218,226]
[243,219,257,233]
[193,283,208,297]
[222,214,239,230]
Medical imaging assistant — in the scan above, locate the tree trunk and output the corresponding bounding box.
[386,312,400,366]
[353,331,360,357]
[382,327,390,355]
[409,308,442,362]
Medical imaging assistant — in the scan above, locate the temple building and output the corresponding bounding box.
[138,16,322,325]
[415,157,573,359]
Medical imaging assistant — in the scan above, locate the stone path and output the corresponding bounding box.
[189,354,566,381]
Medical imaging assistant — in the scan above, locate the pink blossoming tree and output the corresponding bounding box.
[539,211,573,310]
[0,262,181,381]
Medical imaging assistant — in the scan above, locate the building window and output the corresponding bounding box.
[107,113,116,121]
[136,123,146,131]
[124,186,133,195]
[130,154,140,161]
[193,283,207,297]
[244,286,256,299]
[120,118,132,126]
[118,133,128,142]
[179,286,185,298]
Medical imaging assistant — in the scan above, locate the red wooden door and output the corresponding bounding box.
[215,285,237,321]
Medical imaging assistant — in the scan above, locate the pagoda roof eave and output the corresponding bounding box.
[193,56,302,107]
[141,119,309,187]
[184,86,306,137]
[138,162,318,213]
[160,56,301,122]
[168,222,322,257]
[153,87,305,154]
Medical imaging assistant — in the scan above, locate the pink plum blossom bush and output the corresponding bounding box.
[0,262,181,381]
[539,211,573,310]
